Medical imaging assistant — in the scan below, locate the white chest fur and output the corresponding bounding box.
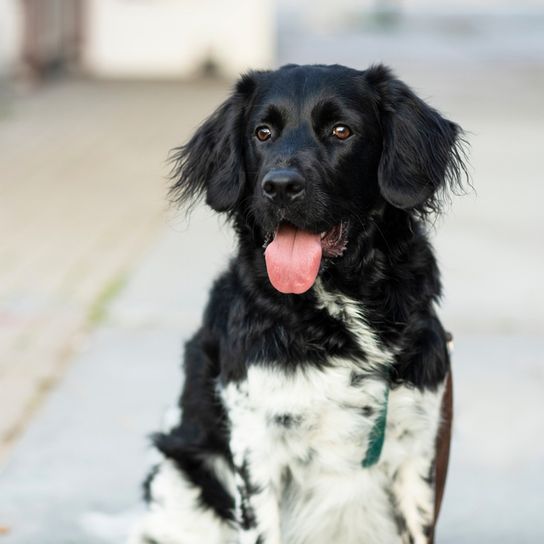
[221,288,445,544]
[223,366,444,544]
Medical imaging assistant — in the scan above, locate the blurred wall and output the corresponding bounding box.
[0,0,22,76]
[83,0,275,78]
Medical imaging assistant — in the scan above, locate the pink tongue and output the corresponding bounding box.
[264,224,322,294]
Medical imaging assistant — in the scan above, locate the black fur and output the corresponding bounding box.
[153,63,468,523]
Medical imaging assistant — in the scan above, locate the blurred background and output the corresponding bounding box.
[0,1,543,542]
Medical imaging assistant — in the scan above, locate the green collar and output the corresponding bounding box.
[362,386,389,468]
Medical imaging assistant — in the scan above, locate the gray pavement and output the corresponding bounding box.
[0,78,229,460]
[0,208,234,543]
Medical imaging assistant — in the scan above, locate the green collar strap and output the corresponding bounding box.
[362,385,390,468]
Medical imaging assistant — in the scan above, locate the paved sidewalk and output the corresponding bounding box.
[0,207,235,543]
[0,79,229,460]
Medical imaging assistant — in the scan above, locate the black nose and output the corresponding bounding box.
[262,169,305,203]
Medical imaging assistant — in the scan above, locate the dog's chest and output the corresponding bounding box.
[222,363,443,544]
[222,364,443,544]
[220,290,444,544]
[223,363,388,474]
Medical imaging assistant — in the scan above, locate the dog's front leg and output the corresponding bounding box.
[232,453,282,544]
[389,455,436,544]
[223,378,283,544]
[386,375,452,544]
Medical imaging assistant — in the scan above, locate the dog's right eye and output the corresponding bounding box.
[332,125,352,140]
[255,126,272,142]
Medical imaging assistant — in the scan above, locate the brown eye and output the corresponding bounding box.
[332,125,351,140]
[255,126,272,142]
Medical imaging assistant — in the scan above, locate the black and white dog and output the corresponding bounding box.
[130,64,467,544]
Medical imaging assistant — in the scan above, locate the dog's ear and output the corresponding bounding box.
[365,65,468,215]
[169,73,258,213]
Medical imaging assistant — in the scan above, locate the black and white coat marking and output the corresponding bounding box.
[130,64,467,544]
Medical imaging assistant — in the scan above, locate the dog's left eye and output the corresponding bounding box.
[255,126,272,142]
[332,125,352,140]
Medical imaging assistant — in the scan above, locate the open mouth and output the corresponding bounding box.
[263,221,348,294]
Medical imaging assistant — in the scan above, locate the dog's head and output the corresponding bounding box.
[170,64,467,294]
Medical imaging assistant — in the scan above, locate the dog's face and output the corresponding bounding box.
[244,65,383,237]
[171,64,465,294]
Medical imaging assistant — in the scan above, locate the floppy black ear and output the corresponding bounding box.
[366,65,468,215]
[169,73,257,212]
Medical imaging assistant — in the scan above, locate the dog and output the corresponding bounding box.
[130,63,467,544]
